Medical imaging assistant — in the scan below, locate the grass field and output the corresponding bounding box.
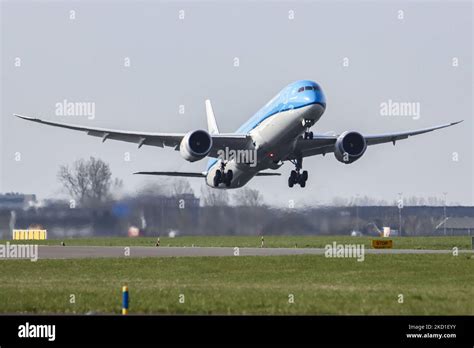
[0,253,473,315]
[2,235,473,249]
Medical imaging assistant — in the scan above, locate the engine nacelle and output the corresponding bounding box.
[334,131,367,164]
[179,129,213,162]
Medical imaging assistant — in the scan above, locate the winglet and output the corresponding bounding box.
[14,114,37,121]
[205,100,219,134]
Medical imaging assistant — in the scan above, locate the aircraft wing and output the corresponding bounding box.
[291,121,463,159]
[363,121,463,145]
[14,114,250,157]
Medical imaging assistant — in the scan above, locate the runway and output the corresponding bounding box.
[28,245,474,259]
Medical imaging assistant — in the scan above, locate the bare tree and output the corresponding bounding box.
[171,178,194,196]
[58,157,116,205]
[233,187,264,206]
[57,160,90,204]
[350,195,389,206]
[87,157,112,202]
[110,178,124,199]
[200,185,229,206]
[331,196,350,206]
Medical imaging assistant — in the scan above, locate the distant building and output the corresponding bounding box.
[438,217,474,236]
[0,193,36,210]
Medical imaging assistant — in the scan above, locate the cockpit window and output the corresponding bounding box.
[298,85,321,93]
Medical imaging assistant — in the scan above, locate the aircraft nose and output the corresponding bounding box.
[296,85,326,110]
[312,90,326,109]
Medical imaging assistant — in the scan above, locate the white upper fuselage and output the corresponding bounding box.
[206,80,326,188]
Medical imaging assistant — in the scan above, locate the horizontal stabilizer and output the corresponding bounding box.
[134,171,205,177]
[134,171,281,177]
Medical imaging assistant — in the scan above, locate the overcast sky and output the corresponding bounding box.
[1,0,472,207]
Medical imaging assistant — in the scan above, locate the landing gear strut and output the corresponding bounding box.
[302,119,314,139]
[288,155,308,188]
[213,162,233,187]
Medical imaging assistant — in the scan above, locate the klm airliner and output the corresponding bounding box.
[15,80,461,189]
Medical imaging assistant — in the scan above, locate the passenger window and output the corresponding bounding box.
[305,86,312,90]
[298,87,304,92]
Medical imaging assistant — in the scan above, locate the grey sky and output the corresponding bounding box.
[1,0,472,207]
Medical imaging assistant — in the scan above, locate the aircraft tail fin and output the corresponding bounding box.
[205,99,219,134]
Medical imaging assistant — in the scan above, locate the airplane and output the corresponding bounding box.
[15,80,462,189]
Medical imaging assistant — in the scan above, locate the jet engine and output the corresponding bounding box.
[334,131,367,164]
[179,130,213,162]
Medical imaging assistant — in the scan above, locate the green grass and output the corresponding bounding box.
[3,235,472,250]
[0,254,472,315]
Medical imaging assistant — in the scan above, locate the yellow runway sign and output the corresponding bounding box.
[13,229,47,240]
[371,239,393,249]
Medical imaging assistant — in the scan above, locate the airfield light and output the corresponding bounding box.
[122,285,129,315]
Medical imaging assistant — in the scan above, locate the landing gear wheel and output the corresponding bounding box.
[213,165,234,187]
[288,158,308,188]
[288,177,294,188]
[304,131,314,139]
[302,170,308,181]
[213,170,222,187]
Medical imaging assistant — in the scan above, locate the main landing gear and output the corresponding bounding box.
[288,155,308,188]
[213,162,233,187]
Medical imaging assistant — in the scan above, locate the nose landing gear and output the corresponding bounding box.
[302,119,314,139]
[213,162,233,187]
[288,155,308,188]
